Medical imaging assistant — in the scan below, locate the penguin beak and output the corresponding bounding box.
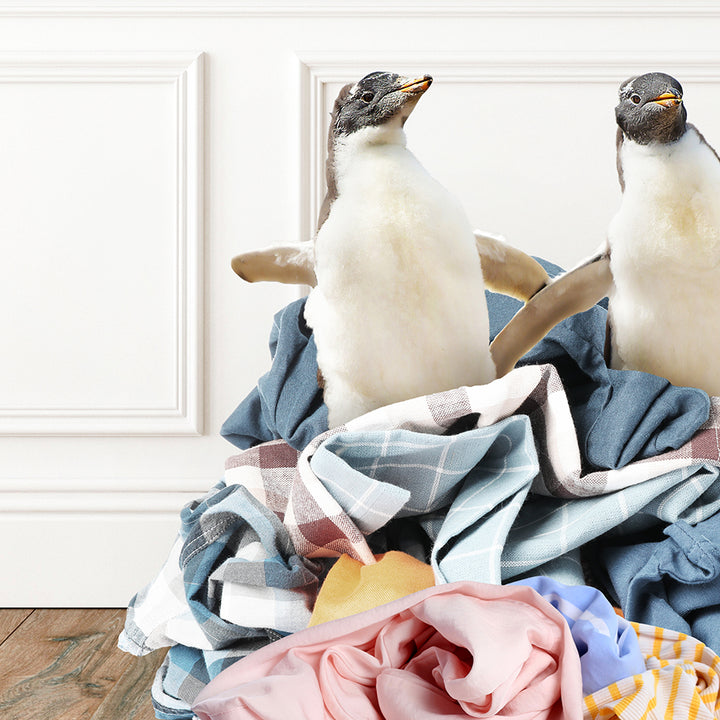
[651,92,682,108]
[376,74,433,126]
[397,75,433,95]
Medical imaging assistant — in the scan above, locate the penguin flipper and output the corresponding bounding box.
[474,231,550,301]
[489,251,613,378]
[231,242,317,286]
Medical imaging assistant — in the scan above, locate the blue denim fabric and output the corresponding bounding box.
[221,298,327,451]
[602,511,720,654]
[489,263,710,469]
[221,259,709,467]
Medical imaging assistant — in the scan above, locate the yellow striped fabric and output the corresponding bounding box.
[584,622,720,720]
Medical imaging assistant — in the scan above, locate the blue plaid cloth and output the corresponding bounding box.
[312,415,540,584]
[309,413,720,587]
[151,644,259,719]
[120,480,326,718]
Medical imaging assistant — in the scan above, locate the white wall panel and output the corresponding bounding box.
[0,52,203,435]
[0,2,718,606]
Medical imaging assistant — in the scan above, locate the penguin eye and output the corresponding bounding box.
[361,91,375,103]
[630,94,641,104]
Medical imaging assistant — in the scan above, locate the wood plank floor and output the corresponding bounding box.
[0,609,167,720]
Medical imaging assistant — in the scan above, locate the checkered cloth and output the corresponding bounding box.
[120,363,720,718]
[119,481,322,657]
[324,363,720,500]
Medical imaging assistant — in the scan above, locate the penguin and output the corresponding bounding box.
[491,71,720,398]
[232,71,549,427]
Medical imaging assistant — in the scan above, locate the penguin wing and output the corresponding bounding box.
[474,231,549,301]
[230,241,317,286]
[489,250,613,378]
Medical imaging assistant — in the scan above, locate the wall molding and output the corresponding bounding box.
[0,52,204,436]
[0,490,201,514]
[0,476,208,513]
[296,51,720,242]
[0,499,192,607]
[0,480,203,606]
[0,485,210,516]
[0,476,212,493]
[1,1,720,17]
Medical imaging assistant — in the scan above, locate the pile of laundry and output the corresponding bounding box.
[119,278,720,719]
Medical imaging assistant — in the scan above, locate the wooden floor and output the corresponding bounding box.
[0,609,167,720]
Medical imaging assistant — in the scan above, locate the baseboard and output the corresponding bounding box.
[0,490,202,607]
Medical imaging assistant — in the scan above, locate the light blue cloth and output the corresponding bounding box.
[602,511,720,654]
[310,423,720,586]
[500,465,720,582]
[513,576,645,696]
[312,416,539,584]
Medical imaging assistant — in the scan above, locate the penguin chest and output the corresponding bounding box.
[305,150,494,424]
[608,132,720,394]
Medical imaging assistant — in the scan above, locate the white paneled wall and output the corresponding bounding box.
[0,53,202,435]
[1,1,719,606]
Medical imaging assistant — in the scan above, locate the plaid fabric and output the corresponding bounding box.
[119,480,322,657]
[584,622,720,719]
[335,365,720,500]
[121,363,720,718]
[151,644,262,719]
[304,365,720,583]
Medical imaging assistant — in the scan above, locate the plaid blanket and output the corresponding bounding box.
[121,363,720,718]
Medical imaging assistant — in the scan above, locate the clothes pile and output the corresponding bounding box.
[119,269,720,719]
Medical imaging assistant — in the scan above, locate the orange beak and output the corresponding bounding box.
[398,75,433,94]
[651,92,682,108]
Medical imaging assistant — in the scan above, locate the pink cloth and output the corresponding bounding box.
[192,581,583,720]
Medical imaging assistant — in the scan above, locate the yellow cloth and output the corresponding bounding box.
[308,551,435,627]
[583,621,720,720]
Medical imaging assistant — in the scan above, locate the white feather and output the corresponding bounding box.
[608,126,720,395]
[304,124,495,426]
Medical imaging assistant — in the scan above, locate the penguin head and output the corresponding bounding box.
[615,72,687,145]
[332,71,433,138]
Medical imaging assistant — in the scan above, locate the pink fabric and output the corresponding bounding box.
[192,581,583,720]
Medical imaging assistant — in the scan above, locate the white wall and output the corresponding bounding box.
[1,0,719,606]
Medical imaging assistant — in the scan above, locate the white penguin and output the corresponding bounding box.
[232,71,549,427]
[305,71,501,427]
[491,72,720,398]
